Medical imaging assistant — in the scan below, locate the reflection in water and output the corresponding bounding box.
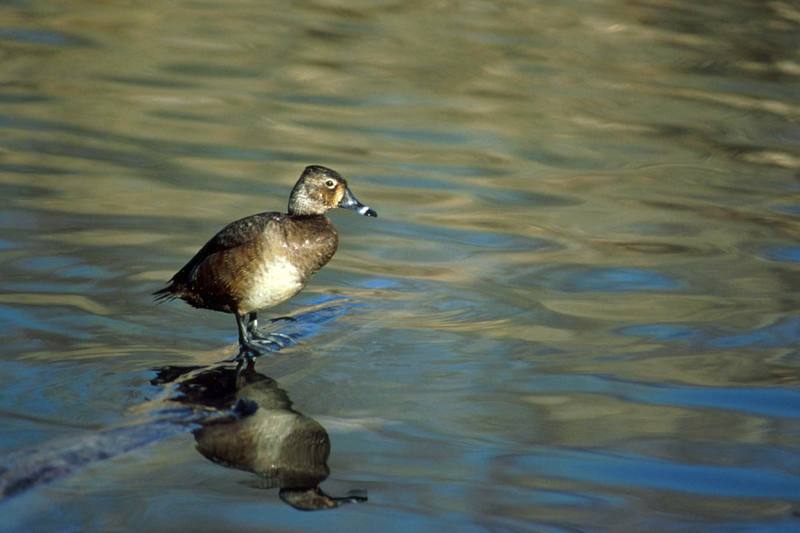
[0,358,366,512]
[152,362,367,511]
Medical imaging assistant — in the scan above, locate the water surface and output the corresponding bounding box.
[1,0,799,530]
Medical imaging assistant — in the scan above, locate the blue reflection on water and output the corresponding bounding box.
[525,373,800,419]
[713,316,800,349]
[620,316,800,349]
[761,245,800,263]
[19,256,80,271]
[14,255,116,280]
[0,27,91,47]
[511,448,800,499]
[360,278,403,290]
[618,324,700,341]
[544,266,681,292]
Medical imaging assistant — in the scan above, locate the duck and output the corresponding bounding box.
[153,165,377,360]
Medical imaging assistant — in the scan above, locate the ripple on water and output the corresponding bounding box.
[772,204,800,216]
[363,220,560,270]
[618,323,700,342]
[501,448,800,499]
[0,27,92,47]
[521,373,800,420]
[620,316,800,350]
[712,316,800,349]
[535,265,683,293]
[14,256,116,281]
[0,92,51,104]
[760,245,800,264]
[0,163,72,176]
[162,62,262,79]
[385,220,557,251]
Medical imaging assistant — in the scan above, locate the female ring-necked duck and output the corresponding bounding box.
[154,165,377,360]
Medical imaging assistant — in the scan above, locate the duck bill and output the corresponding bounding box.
[338,187,377,217]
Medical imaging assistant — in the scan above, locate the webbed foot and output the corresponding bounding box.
[250,331,294,350]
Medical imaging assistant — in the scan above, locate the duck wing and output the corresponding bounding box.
[153,212,284,301]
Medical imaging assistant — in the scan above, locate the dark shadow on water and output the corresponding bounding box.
[0,404,215,502]
[152,362,367,511]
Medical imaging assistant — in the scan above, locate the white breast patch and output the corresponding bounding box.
[240,256,303,313]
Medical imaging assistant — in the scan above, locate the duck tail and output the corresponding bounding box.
[152,284,177,303]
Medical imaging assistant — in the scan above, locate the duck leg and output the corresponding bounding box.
[234,313,260,361]
[219,314,258,366]
[246,311,294,348]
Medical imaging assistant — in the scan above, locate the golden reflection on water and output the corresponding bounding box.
[0,293,111,316]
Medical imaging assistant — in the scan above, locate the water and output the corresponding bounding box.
[1,0,799,530]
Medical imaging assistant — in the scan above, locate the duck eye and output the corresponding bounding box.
[324,179,336,188]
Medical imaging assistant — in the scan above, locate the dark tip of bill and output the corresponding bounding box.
[358,206,378,217]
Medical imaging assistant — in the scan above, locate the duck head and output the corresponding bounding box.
[288,165,377,217]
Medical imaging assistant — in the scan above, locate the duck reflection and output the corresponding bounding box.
[152,361,366,511]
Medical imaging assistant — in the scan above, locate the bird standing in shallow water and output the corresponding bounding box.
[154,165,377,361]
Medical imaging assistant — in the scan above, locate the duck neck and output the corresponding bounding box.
[288,210,328,219]
[288,198,327,217]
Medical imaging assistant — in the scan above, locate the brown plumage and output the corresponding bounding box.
[154,165,377,360]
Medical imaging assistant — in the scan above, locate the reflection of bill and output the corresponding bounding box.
[155,361,367,511]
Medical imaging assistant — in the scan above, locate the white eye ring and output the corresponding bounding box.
[325,179,336,188]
